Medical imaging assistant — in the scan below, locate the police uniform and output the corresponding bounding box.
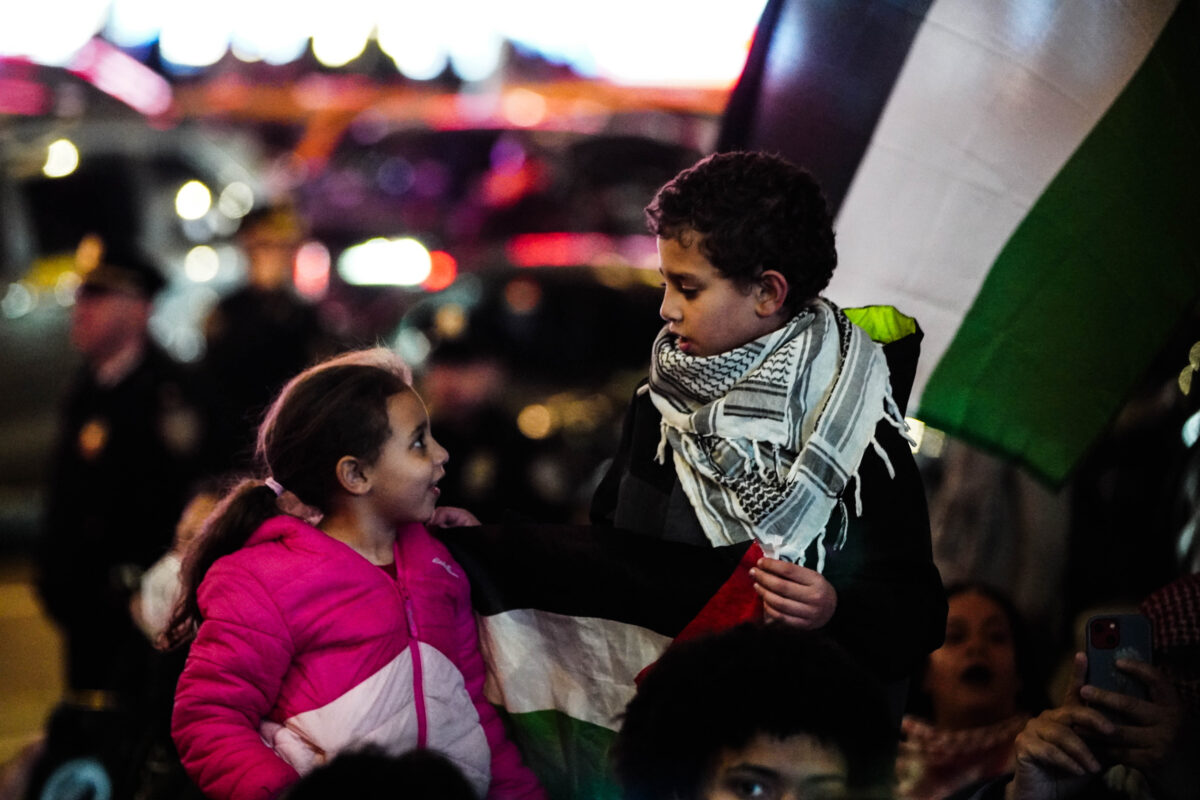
[36,248,204,701]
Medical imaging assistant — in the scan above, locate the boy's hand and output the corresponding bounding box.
[750,557,837,629]
[428,506,481,528]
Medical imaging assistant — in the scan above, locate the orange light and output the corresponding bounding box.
[421,250,458,292]
[502,88,547,128]
[503,277,542,314]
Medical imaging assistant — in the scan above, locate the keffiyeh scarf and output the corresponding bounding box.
[896,714,1028,800]
[648,298,910,569]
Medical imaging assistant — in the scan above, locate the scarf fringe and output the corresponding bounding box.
[786,454,804,483]
[884,388,917,447]
[655,419,669,465]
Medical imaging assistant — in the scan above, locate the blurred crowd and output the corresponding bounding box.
[0,148,1197,800]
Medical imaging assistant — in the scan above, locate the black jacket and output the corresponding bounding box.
[591,322,946,684]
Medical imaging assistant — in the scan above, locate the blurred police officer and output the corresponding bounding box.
[201,204,337,471]
[36,234,204,707]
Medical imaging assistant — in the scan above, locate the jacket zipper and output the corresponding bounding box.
[393,548,428,749]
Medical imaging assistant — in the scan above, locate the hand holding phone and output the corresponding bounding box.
[1084,613,1153,699]
[1079,614,1190,781]
[1084,613,1153,726]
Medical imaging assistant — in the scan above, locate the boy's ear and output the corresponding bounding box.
[335,455,371,495]
[755,270,789,317]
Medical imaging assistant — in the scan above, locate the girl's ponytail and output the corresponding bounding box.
[161,478,279,649]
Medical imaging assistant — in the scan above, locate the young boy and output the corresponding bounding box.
[591,150,946,700]
[612,623,898,800]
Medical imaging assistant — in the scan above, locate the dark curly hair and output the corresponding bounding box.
[644,151,837,314]
[612,624,897,800]
[282,747,476,800]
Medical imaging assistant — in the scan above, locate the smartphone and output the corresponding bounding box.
[1084,613,1153,702]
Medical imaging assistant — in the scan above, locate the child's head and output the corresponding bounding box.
[646,150,836,334]
[165,348,446,648]
[257,348,429,516]
[612,624,896,800]
[282,746,476,800]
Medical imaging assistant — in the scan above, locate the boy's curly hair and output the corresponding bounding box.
[612,624,897,800]
[645,151,837,314]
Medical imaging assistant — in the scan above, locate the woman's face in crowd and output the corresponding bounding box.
[924,590,1021,730]
[701,733,849,800]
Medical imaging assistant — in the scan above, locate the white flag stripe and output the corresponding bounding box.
[477,608,672,729]
[827,0,1179,408]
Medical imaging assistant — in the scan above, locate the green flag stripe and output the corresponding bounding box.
[497,708,621,800]
[919,0,1200,484]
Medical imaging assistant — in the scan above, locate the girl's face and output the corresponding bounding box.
[924,590,1021,730]
[363,390,449,525]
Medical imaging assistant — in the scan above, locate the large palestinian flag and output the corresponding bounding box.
[721,0,1200,485]
[437,524,760,800]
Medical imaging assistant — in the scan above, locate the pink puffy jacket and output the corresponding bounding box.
[172,515,544,800]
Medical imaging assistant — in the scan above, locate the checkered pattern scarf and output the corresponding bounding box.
[648,299,909,570]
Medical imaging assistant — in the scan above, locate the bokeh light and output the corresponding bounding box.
[294,241,331,300]
[517,404,554,440]
[338,237,432,286]
[43,139,80,178]
[175,180,213,220]
[217,182,256,219]
[184,245,220,282]
[422,251,459,292]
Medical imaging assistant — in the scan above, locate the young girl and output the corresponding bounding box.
[166,348,544,800]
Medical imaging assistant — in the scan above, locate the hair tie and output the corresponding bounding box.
[264,477,285,497]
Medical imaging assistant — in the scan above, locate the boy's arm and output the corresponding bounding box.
[818,418,947,682]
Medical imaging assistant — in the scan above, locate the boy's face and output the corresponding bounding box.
[700,732,849,800]
[657,234,785,357]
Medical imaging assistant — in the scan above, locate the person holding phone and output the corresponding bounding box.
[897,583,1048,800]
[953,575,1200,800]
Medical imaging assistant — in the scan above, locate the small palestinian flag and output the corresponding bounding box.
[437,524,761,800]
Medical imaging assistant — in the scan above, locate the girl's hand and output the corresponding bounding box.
[749,557,837,629]
[428,506,481,528]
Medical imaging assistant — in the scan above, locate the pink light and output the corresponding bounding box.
[0,75,50,115]
[505,232,613,268]
[294,241,331,299]
[68,38,173,117]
